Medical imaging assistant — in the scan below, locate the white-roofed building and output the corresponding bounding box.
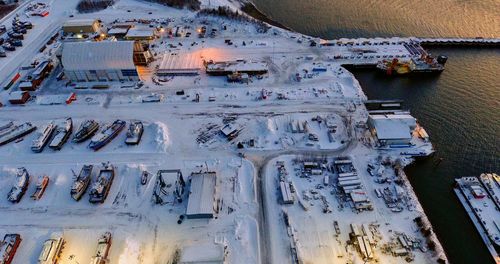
[62,19,101,34]
[186,172,216,219]
[367,113,417,146]
[180,243,224,264]
[61,41,139,82]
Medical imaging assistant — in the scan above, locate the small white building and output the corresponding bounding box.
[62,41,139,82]
[367,114,417,146]
[186,172,216,219]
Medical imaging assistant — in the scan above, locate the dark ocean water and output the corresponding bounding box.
[251,1,500,263]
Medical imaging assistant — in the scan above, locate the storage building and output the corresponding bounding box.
[62,41,139,82]
[367,114,417,146]
[62,19,101,34]
[186,172,216,219]
[8,91,30,104]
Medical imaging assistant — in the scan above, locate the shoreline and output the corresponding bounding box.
[238,1,291,31]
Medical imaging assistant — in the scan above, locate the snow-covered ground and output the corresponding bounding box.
[0,0,448,263]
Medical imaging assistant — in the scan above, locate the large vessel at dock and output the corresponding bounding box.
[71,165,93,201]
[31,121,56,153]
[48,118,72,150]
[72,120,99,143]
[454,175,500,263]
[89,163,115,203]
[88,120,126,151]
[376,54,447,75]
[0,122,37,146]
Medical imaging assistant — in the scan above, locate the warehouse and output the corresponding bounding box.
[124,27,157,42]
[62,19,101,35]
[186,172,216,219]
[157,52,202,76]
[61,41,139,82]
[367,113,417,146]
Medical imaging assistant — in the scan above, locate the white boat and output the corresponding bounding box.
[7,167,29,203]
[49,118,72,150]
[31,121,56,153]
[38,234,64,264]
[90,232,112,264]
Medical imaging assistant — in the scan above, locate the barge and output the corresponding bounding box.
[454,176,500,263]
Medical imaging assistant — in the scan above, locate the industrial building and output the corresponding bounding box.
[62,19,101,35]
[367,113,417,146]
[157,53,202,76]
[61,41,139,82]
[124,27,157,42]
[186,172,216,219]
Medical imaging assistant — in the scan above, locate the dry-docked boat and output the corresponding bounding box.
[0,122,36,146]
[89,163,115,203]
[38,234,64,264]
[125,121,144,145]
[71,165,93,201]
[31,121,56,153]
[48,118,72,150]
[88,120,126,151]
[72,120,99,143]
[90,232,112,264]
[31,175,49,200]
[7,167,29,203]
[0,234,22,264]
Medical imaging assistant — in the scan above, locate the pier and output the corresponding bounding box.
[418,38,500,47]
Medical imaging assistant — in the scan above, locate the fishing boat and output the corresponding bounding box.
[0,122,37,146]
[71,165,93,201]
[7,167,29,203]
[88,120,126,151]
[125,121,144,145]
[31,175,49,200]
[72,120,99,143]
[38,234,64,264]
[89,163,115,203]
[90,232,112,264]
[31,121,56,153]
[48,118,72,150]
[0,234,22,264]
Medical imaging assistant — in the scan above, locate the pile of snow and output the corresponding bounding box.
[152,122,171,152]
[118,238,141,264]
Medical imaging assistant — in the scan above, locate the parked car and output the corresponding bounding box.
[10,40,22,47]
[2,43,15,51]
[0,48,6,57]
[13,27,27,34]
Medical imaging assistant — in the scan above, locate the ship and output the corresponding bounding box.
[125,121,144,145]
[71,165,93,201]
[0,122,14,137]
[48,118,72,150]
[38,234,64,264]
[31,175,49,200]
[72,120,99,143]
[88,120,126,151]
[0,122,37,146]
[90,232,112,264]
[454,176,500,263]
[0,234,22,264]
[376,54,447,76]
[31,121,56,153]
[89,163,115,203]
[7,167,29,203]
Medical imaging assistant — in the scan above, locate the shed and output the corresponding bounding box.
[63,19,100,34]
[62,41,139,82]
[8,91,30,104]
[186,172,216,219]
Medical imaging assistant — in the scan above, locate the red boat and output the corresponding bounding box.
[0,234,22,264]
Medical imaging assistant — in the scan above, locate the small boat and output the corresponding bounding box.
[31,121,56,153]
[89,120,126,151]
[71,165,93,201]
[125,121,144,145]
[31,175,49,200]
[141,171,148,185]
[90,232,112,264]
[0,122,37,146]
[0,234,22,264]
[7,167,29,203]
[89,163,115,203]
[72,120,99,143]
[38,234,64,264]
[48,118,72,150]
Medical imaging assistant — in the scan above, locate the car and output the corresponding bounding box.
[0,37,4,45]
[22,22,33,29]
[2,43,15,51]
[13,27,27,34]
[0,48,6,57]
[10,40,22,47]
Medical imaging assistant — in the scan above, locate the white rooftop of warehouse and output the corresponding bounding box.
[158,52,202,74]
[180,243,224,264]
[63,18,97,27]
[61,41,135,71]
[369,114,416,140]
[186,172,216,217]
[125,27,156,38]
[206,60,268,72]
